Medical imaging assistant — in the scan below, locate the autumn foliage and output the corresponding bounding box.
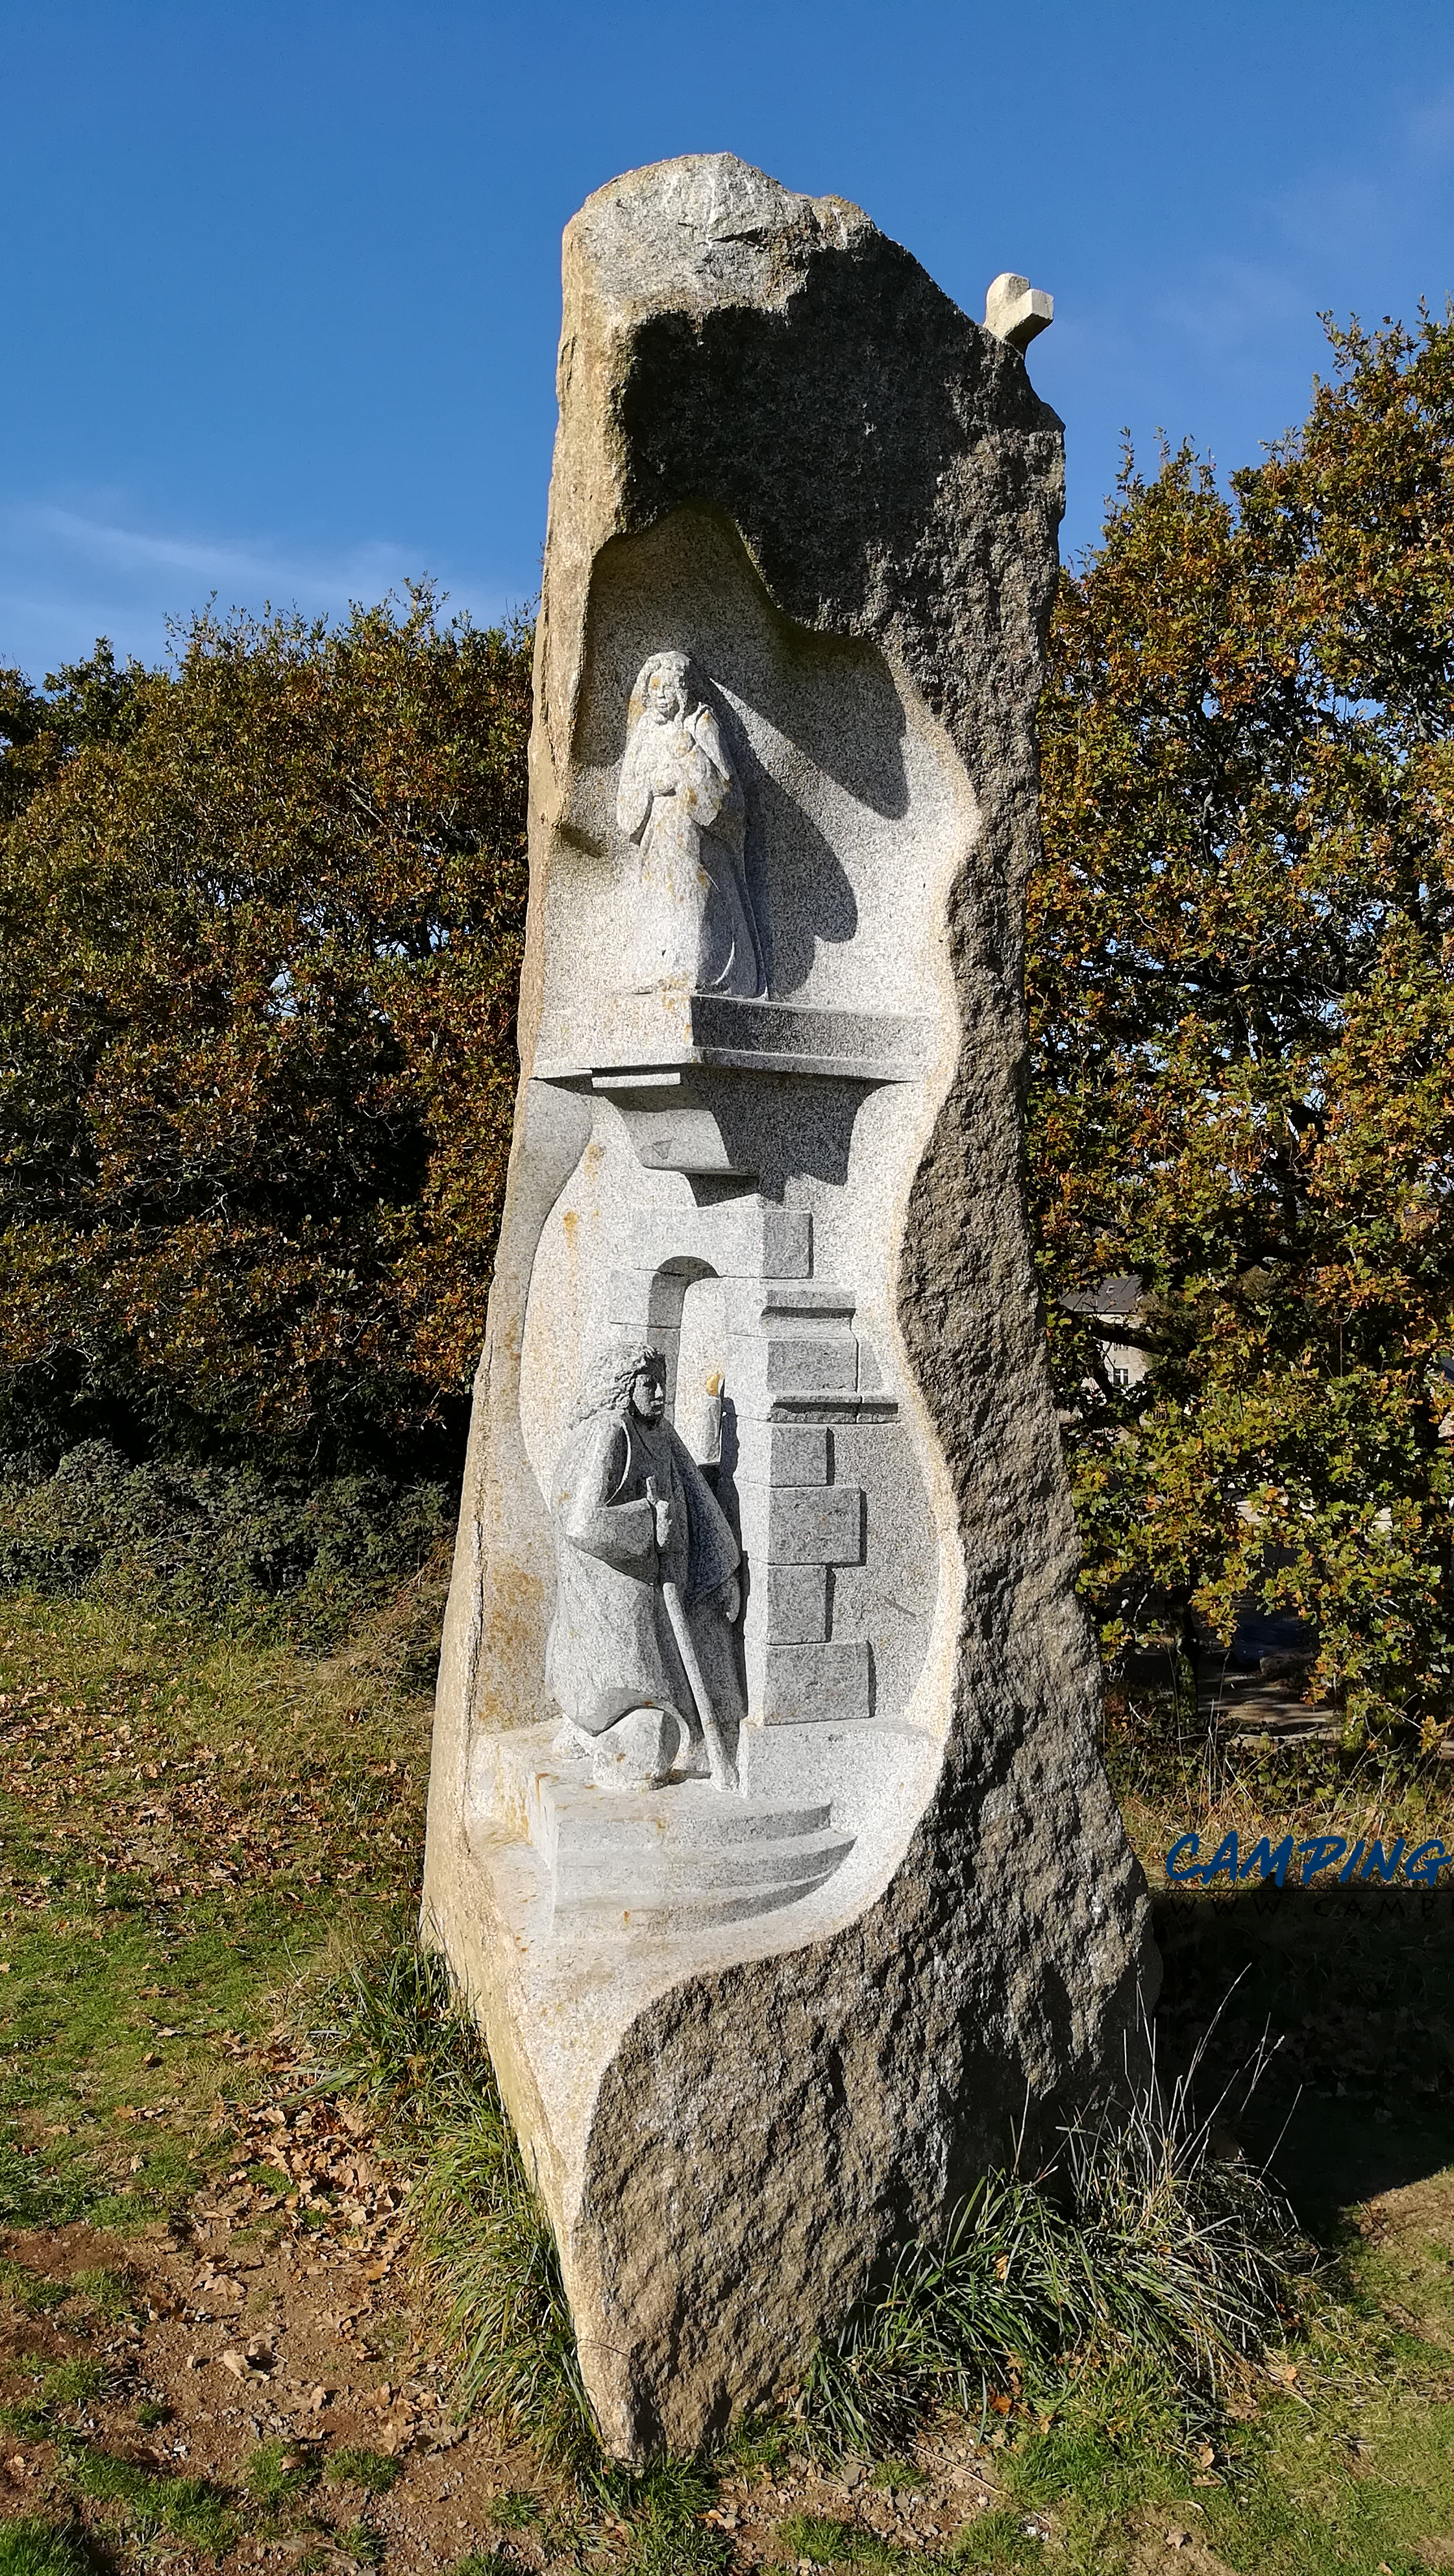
[3,317,1451,1718]
[0,591,532,1484]
[1031,313,1454,1737]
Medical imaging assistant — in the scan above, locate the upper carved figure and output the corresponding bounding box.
[616,652,763,997]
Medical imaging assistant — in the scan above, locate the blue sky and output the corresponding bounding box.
[3,0,1452,679]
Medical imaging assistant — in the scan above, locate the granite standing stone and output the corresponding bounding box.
[423,151,1159,2460]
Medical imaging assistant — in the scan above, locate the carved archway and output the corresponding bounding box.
[644,1257,725,1470]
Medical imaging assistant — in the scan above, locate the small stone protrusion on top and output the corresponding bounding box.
[983,273,1054,353]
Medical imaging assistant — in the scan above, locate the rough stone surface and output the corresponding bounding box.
[423,152,1159,2462]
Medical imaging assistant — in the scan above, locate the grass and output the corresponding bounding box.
[0,1579,447,2571]
[3,1594,1454,2569]
[325,2446,404,2495]
[486,2489,541,2527]
[801,2002,1307,2456]
[309,1921,1454,2571]
[0,2526,97,2576]
[0,2353,112,2438]
[310,1936,487,2139]
[950,2508,1044,2570]
[64,2444,239,2553]
[776,2510,858,2560]
[321,1937,1301,2483]
[36,2357,108,2410]
[245,2435,323,2502]
[606,2462,725,2576]
[0,1581,441,2229]
[65,2267,131,2323]
[764,2505,1052,2574]
[414,2098,589,2463]
[339,2525,388,2569]
[302,1940,593,2471]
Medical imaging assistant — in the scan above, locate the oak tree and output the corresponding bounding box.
[0,589,532,1477]
[1030,312,1454,1739]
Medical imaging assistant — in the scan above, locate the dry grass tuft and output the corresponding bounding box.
[802,2000,1309,2454]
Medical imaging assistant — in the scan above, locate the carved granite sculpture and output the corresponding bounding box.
[422,151,1159,2460]
[618,652,761,998]
[547,1341,743,1790]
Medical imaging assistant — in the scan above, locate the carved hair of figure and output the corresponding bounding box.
[567,1339,663,1428]
[616,650,763,998]
[545,1340,743,1774]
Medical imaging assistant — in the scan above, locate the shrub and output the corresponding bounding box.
[0,1437,451,1645]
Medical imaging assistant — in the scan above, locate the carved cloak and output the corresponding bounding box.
[545,1406,743,1737]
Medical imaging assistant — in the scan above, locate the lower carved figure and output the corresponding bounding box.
[546,1343,743,1787]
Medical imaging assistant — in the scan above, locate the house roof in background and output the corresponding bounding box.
[1061,1274,1144,1319]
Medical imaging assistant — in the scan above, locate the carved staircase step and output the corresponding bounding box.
[467,1722,859,1935]
[542,1781,832,1857]
[552,1820,853,1899]
[550,1822,856,1929]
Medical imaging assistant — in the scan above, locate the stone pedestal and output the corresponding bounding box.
[423,152,1158,2461]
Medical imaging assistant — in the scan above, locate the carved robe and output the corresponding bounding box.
[617,698,761,996]
[545,1406,743,1738]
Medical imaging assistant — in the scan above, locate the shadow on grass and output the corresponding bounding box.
[1152,1881,1454,2220]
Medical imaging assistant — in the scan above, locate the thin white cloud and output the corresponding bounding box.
[1405,80,1454,168]
[18,504,412,594]
[1272,171,1391,266]
[1143,77,1454,385]
[1153,256,1308,366]
[0,499,512,678]
[1275,77,1454,273]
